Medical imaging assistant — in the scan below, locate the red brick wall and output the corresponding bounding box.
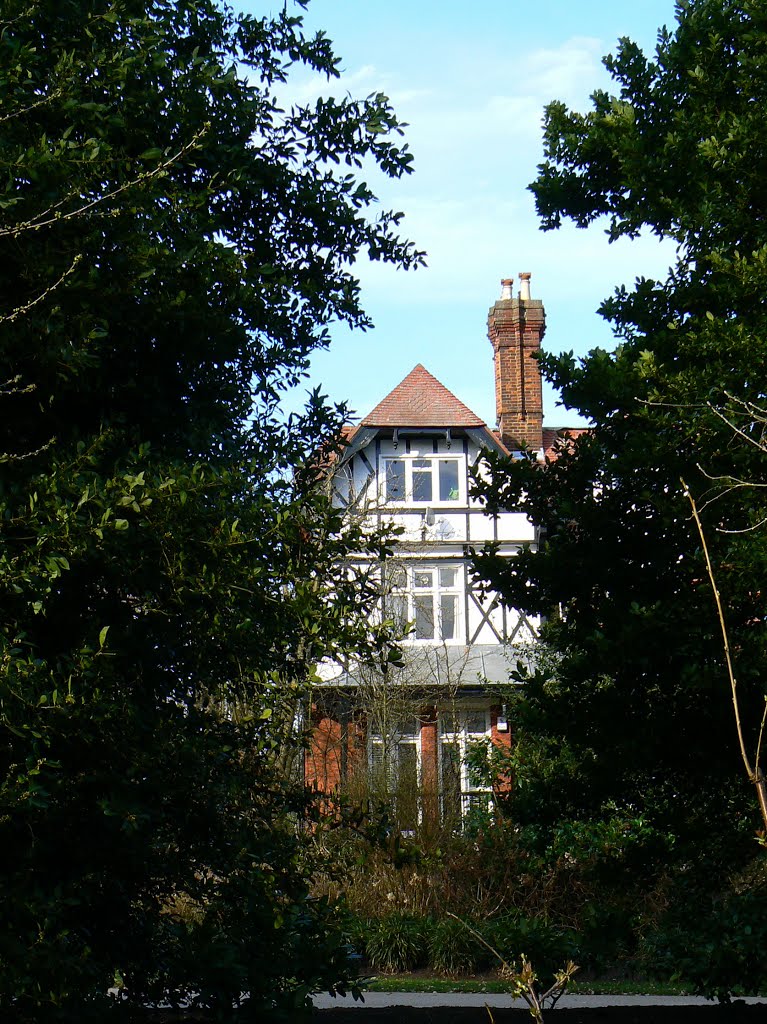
[419,705,439,825]
[305,712,343,792]
[490,704,512,796]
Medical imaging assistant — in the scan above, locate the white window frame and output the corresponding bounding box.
[439,707,493,821]
[384,562,463,644]
[381,454,464,506]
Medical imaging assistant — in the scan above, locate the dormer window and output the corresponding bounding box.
[383,456,462,504]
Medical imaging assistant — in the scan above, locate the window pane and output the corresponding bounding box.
[385,460,405,501]
[414,570,433,589]
[441,741,462,825]
[439,566,457,588]
[398,743,418,783]
[398,717,419,737]
[370,740,394,793]
[396,743,419,831]
[440,595,457,640]
[388,564,407,590]
[414,595,434,638]
[389,594,409,632]
[439,460,460,501]
[466,741,489,788]
[412,460,432,501]
[465,710,488,735]
[441,711,459,737]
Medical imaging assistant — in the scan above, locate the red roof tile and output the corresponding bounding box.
[361,364,486,428]
[543,426,589,461]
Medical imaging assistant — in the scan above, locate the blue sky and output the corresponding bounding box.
[247,0,679,429]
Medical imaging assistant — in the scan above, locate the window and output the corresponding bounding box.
[439,709,492,824]
[384,563,462,642]
[383,456,462,504]
[369,717,420,830]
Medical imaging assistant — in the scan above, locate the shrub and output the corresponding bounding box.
[364,913,428,973]
[640,885,767,999]
[576,901,637,973]
[427,917,485,976]
[485,914,577,986]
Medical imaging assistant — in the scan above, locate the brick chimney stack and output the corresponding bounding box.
[488,272,545,452]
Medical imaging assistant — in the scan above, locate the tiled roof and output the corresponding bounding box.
[361,364,486,428]
[543,426,589,461]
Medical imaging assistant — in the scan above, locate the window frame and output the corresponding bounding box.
[384,562,463,644]
[368,719,422,830]
[438,707,493,823]
[381,454,464,506]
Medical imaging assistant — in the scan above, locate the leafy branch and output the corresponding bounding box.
[0,86,62,126]
[0,254,82,326]
[0,125,210,239]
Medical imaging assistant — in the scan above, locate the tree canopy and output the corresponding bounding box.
[0,1,419,1019]
[473,0,767,879]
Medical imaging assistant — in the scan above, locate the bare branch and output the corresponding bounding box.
[706,401,767,454]
[722,391,767,422]
[756,698,767,778]
[0,437,55,463]
[0,375,35,396]
[446,912,506,970]
[681,478,767,833]
[717,516,767,535]
[697,468,767,490]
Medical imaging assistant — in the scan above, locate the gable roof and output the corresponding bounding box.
[361,364,486,428]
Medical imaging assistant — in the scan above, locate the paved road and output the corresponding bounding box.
[312,992,767,1010]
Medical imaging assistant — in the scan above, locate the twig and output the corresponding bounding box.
[0,124,209,239]
[1,254,82,325]
[756,698,767,781]
[446,912,578,1023]
[0,87,62,126]
[705,401,767,455]
[681,477,767,832]
[717,517,767,535]
[682,478,752,778]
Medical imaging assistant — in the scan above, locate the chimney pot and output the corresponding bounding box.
[519,272,532,301]
[500,278,514,300]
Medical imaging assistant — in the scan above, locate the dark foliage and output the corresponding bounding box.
[0,0,420,1019]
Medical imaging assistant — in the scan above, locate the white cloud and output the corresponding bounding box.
[519,35,606,103]
[267,6,679,426]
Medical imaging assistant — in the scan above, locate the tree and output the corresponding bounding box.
[472,0,767,880]
[0,1,421,1019]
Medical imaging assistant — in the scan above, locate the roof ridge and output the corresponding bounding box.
[361,365,486,428]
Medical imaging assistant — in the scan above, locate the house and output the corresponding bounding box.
[305,274,577,827]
